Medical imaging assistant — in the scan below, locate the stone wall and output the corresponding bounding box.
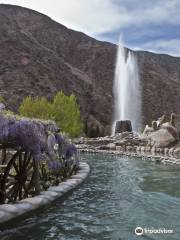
[0,162,90,224]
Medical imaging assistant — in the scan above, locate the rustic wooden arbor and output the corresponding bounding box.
[0,110,79,205]
[0,145,40,204]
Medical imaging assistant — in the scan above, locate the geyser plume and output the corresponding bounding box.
[112,39,141,135]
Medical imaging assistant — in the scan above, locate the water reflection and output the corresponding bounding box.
[0,153,180,240]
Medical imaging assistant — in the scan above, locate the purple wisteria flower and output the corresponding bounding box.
[64,143,77,159]
[48,160,61,169]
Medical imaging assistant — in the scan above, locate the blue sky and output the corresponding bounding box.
[1,0,180,56]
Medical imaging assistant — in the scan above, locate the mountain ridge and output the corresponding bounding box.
[1,4,180,135]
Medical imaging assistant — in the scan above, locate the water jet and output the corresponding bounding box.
[112,39,141,135]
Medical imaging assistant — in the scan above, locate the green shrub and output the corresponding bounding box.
[19,96,52,120]
[19,92,84,137]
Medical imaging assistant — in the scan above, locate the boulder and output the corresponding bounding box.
[104,125,112,136]
[174,148,180,158]
[147,127,178,148]
[142,121,158,136]
[106,143,116,150]
[85,115,104,138]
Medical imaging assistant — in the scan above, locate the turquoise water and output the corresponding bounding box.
[0,153,180,240]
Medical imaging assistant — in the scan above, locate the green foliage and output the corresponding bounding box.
[19,92,84,137]
[19,96,52,120]
[0,95,4,103]
[51,91,83,137]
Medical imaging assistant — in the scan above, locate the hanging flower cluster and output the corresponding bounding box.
[0,111,80,189]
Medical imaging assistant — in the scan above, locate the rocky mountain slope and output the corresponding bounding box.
[0,4,180,135]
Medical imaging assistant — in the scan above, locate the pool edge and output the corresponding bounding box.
[0,162,90,224]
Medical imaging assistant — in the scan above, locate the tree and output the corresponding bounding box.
[19,92,84,137]
[52,91,83,137]
[19,96,52,120]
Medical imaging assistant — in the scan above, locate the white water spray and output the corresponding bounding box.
[112,40,141,135]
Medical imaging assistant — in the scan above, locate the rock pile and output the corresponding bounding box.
[75,113,180,163]
[75,132,147,152]
[142,113,179,148]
